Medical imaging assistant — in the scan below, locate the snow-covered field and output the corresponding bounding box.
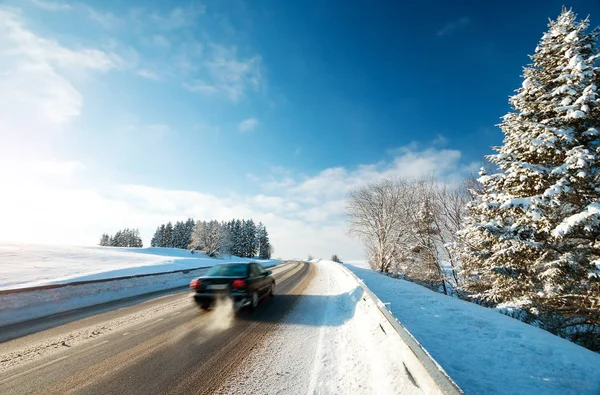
[0,244,280,328]
[0,244,279,290]
[344,262,600,395]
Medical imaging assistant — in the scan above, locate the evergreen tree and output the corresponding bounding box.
[230,219,243,256]
[151,226,162,247]
[257,223,271,259]
[242,219,257,258]
[457,8,600,344]
[162,222,173,248]
[184,218,195,249]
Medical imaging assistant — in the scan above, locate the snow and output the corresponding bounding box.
[0,244,279,291]
[344,263,600,395]
[222,261,427,394]
[0,269,206,328]
[552,202,600,237]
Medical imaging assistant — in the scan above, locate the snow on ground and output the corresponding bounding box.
[0,244,279,290]
[345,263,600,395]
[222,261,424,395]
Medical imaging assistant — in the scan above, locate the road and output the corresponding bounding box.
[1,260,424,395]
[0,261,314,395]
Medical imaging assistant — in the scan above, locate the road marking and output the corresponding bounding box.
[136,318,164,330]
[171,311,182,316]
[122,332,130,336]
[79,340,109,353]
[0,355,69,385]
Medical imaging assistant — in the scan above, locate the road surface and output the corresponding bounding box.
[0,261,423,395]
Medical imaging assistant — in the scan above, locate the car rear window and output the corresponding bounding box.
[205,264,248,277]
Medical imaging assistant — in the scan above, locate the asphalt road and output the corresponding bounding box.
[0,261,314,395]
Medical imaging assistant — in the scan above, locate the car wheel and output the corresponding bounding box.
[269,283,274,297]
[251,291,259,309]
[200,304,211,311]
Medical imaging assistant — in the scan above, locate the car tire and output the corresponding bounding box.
[269,283,274,297]
[200,304,211,311]
[250,291,259,309]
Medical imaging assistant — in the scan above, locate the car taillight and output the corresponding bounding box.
[190,279,203,290]
[232,279,247,289]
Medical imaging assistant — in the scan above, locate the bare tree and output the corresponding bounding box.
[346,178,411,273]
[347,176,473,294]
[190,220,230,257]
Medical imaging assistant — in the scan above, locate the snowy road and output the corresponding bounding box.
[0,261,423,395]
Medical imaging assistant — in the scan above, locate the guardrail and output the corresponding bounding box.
[337,263,464,395]
[0,265,213,295]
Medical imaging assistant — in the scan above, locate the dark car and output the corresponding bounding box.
[189,262,275,311]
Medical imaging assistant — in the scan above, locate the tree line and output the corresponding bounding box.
[149,218,272,259]
[347,8,599,351]
[99,228,143,248]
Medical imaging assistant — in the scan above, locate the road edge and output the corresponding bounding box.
[336,262,464,395]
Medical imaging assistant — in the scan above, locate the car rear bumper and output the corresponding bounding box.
[193,292,249,309]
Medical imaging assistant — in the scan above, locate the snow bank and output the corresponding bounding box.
[0,244,279,290]
[344,263,600,395]
[0,268,207,328]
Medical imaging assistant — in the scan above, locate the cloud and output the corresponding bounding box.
[136,69,160,80]
[184,44,262,101]
[29,0,71,11]
[238,118,258,132]
[0,142,474,259]
[432,134,448,146]
[151,34,171,48]
[151,6,205,30]
[437,16,470,37]
[0,7,121,150]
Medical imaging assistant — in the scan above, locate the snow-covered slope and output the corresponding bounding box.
[0,244,279,291]
[345,263,600,395]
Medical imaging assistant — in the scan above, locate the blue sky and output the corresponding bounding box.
[1,0,599,258]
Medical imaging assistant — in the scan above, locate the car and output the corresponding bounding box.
[189,262,275,311]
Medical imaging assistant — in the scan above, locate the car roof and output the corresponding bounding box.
[218,262,250,266]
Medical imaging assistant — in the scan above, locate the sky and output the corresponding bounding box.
[2,0,600,259]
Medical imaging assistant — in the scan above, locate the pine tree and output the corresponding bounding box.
[257,223,271,259]
[457,8,600,344]
[151,226,162,247]
[163,222,173,248]
[184,218,195,248]
[243,219,257,258]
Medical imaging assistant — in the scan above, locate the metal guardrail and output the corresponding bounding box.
[338,263,464,395]
[0,261,285,295]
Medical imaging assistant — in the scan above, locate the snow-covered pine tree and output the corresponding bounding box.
[230,219,243,257]
[244,219,257,258]
[151,225,163,247]
[184,218,195,249]
[257,223,271,259]
[163,222,174,248]
[457,8,600,346]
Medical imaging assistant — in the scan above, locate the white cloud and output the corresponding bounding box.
[29,0,72,11]
[136,69,160,80]
[0,144,474,259]
[437,16,470,37]
[184,44,262,101]
[151,6,205,30]
[0,6,123,162]
[238,118,258,132]
[432,134,448,146]
[151,34,171,48]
